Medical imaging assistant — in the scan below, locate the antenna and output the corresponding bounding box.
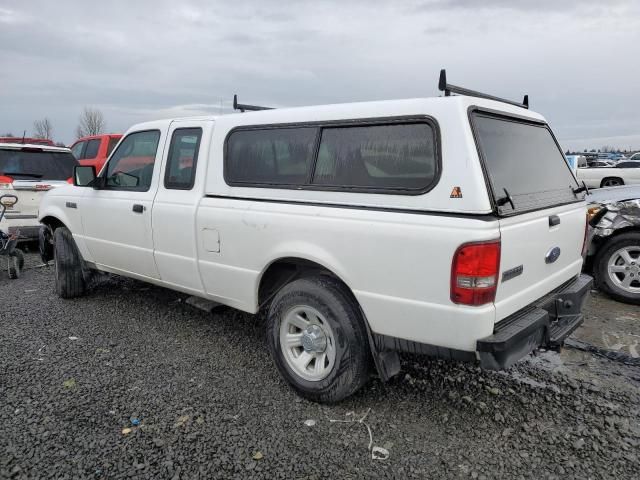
[438,69,529,109]
[233,94,273,113]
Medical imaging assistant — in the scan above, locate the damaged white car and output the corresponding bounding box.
[585,185,640,305]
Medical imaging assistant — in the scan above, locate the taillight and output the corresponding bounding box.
[0,175,13,189]
[66,177,74,184]
[451,240,501,306]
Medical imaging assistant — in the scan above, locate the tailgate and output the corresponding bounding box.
[7,180,68,218]
[495,202,586,320]
[469,109,587,321]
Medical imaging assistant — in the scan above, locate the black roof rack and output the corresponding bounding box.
[233,94,273,112]
[438,69,529,109]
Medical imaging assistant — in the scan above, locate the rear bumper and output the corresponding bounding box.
[477,274,593,370]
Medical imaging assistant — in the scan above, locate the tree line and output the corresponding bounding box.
[2,107,106,145]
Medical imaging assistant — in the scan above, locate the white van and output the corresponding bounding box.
[38,72,592,402]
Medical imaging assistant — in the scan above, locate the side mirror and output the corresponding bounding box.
[74,165,97,187]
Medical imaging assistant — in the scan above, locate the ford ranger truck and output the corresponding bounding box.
[38,72,592,402]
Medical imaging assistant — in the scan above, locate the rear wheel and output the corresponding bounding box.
[266,275,371,403]
[54,227,86,298]
[594,232,640,305]
[600,177,624,187]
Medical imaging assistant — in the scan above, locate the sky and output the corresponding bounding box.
[1,0,639,151]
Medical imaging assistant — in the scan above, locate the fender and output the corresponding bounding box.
[38,190,95,263]
[256,241,354,305]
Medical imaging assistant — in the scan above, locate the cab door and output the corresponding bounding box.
[80,129,166,279]
[151,120,212,293]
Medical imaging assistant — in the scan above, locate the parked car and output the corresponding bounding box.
[597,152,625,162]
[0,143,78,240]
[628,152,640,161]
[38,72,592,402]
[585,185,640,304]
[69,134,122,173]
[577,161,640,188]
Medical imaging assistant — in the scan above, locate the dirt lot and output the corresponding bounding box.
[1,253,639,479]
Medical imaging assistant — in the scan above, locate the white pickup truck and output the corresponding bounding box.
[38,73,592,402]
[577,160,640,188]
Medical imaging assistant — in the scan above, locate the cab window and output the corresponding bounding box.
[84,139,101,159]
[164,128,202,190]
[107,137,120,156]
[104,130,160,191]
[70,141,85,160]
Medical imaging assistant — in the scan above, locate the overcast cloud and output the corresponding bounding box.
[1,0,639,150]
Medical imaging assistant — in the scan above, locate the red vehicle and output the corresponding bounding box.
[69,134,122,173]
[0,137,55,146]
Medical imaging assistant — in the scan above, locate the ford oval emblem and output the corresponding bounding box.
[545,247,561,264]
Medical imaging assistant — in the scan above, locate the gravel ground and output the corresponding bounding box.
[1,253,639,479]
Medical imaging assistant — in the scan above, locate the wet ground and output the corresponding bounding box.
[578,291,640,359]
[1,254,639,479]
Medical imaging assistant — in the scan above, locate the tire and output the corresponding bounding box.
[8,249,23,279]
[53,227,86,298]
[267,275,371,403]
[600,177,624,188]
[594,232,640,305]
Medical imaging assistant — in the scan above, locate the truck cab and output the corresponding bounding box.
[38,73,592,402]
[69,134,122,174]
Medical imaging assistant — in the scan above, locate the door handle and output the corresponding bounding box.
[132,204,144,213]
[548,215,560,227]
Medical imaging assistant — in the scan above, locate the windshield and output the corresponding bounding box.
[472,112,580,215]
[0,149,78,180]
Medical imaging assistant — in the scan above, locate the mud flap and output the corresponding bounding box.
[358,307,401,381]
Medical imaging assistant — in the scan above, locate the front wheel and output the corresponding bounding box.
[267,275,371,403]
[594,232,640,305]
[54,227,86,298]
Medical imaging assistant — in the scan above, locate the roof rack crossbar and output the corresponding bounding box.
[233,94,274,113]
[438,69,529,109]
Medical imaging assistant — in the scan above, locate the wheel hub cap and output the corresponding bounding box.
[279,306,336,382]
[607,246,640,293]
[301,325,327,353]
